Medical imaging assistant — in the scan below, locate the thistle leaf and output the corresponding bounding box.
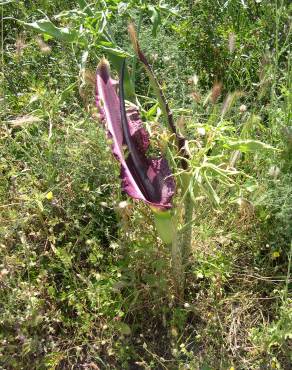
[224,140,276,153]
[21,19,78,42]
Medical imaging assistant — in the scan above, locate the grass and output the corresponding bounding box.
[1,0,291,369]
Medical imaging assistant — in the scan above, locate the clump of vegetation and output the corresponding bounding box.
[1,1,291,369]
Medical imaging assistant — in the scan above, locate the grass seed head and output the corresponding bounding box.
[210,82,222,104]
[36,37,51,54]
[228,33,236,53]
[15,35,26,57]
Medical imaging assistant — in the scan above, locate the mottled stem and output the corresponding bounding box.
[171,217,184,300]
[182,192,194,265]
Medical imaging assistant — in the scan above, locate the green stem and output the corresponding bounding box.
[153,211,184,299]
[171,216,184,300]
[181,192,194,265]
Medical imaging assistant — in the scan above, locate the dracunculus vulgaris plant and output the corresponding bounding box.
[95,26,193,299]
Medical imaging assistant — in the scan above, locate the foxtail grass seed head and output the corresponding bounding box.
[7,115,41,127]
[228,33,236,53]
[177,116,186,133]
[210,82,222,104]
[190,91,201,103]
[84,70,96,87]
[15,36,26,57]
[128,23,138,54]
[36,37,51,54]
[222,91,243,116]
[221,94,233,116]
[188,74,199,86]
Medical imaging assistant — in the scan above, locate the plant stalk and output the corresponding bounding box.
[181,192,194,265]
[171,216,184,300]
[131,12,143,89]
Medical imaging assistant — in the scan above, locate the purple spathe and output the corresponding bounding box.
[95,59,175,210]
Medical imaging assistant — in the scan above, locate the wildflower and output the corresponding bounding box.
[0,268,9,277]
[268,165,280,179]
[118,201,129,209]
[46,191,53,200]
[272,251,280,258]
[151,53,158,61]
[171,327,178,337]
[239,104,247,113]
[197,127,206,136]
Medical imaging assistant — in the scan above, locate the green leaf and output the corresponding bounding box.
[225,140,276,153]
[106,54,135,99]
[21,19,78,42]
[148,6,161,37]
[98,44,131,58]
[114,322,131,336]
[158,3,179,16]
[145,103,159,120]
[76,0,94,16]
[202,173,220,206]
[99,11,108,34]
[0,0,14,4]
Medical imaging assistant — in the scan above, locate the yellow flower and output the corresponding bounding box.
[272,251,280,258]
[46,191,53,200]
[230,367,235,370]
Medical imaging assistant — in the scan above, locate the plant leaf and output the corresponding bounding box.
[76,0,94,16]
[202,172,220,206]
[98,43,131,58]
[21,19,78,42]
[148,5,161,37]
[225,140,276,153]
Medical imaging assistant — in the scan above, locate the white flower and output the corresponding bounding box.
[197,127,206,136]
[0,269,9,277]
[118,201,129,209]
[268,165,280,178]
